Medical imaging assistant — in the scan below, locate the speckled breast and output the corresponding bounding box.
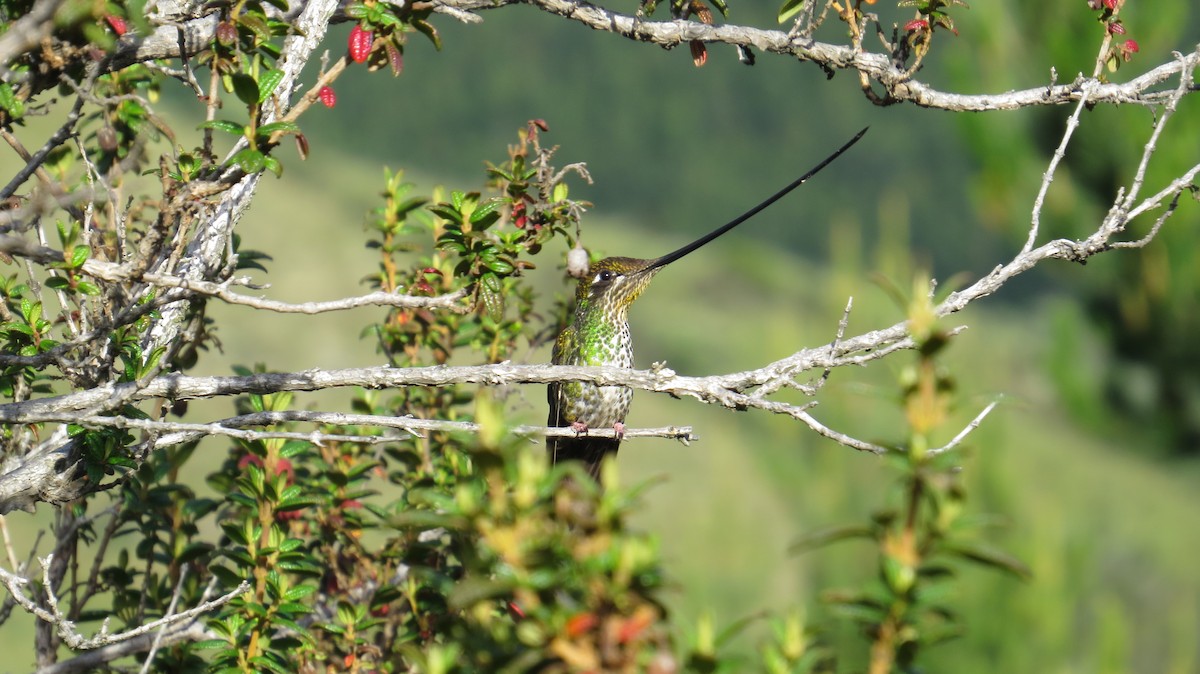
[556,320,635,429]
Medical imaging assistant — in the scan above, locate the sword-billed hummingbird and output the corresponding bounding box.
[547,129,867,479]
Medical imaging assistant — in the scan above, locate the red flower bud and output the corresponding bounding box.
[216,20,237,46]
[318,85,336,108]
[385,42,404,76]
[905,18,929,32]
[105,15,127,36]
[1123,39,1139,53]
[348,25,374,64]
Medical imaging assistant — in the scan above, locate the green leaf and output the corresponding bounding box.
[284,584,318,602]
[279,441,310,459]
[44,277,70,290]
[220,522,249,546]
[277,495,321,512]
[257,68,285,103]
[76,280,100,296]
[193,639,230,650]
[229,73,260,107]
[0,83,25,119]
[21,298,40,326]
[257,121,300,137]
[479,273,503,320]
[468,199,501,226]
[412,19,442,50]
[233,149,266,174]
[789,524,874,554]
[278,485,302,503]
[944,543,1032,580]
[198,120,247,136]
[235,13,272,42]
[248,653,293,674]
[262,155,282,178]
[428,205,462,222]
[777,0,806,23]
[210,565,245,586]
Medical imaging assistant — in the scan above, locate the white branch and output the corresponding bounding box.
[433,0,1200,111]
[51,410,697,446]
[0,555,249,652]
[928,400,1000,456]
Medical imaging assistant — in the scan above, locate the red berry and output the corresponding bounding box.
[105,15,127,36]
[318,85,336,108]
[349,25,373,64]
[1123,39,1139,53]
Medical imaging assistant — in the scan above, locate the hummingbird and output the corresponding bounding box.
[547,128,868,479]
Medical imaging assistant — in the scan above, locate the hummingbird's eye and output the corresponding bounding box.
[595,270,615,283]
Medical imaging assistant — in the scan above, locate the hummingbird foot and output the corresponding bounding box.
[570,421,589,436]
[613,421,625,440]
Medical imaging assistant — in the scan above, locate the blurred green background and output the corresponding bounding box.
[3,1,1200,671]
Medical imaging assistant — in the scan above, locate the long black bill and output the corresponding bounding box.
[644,127,868,272]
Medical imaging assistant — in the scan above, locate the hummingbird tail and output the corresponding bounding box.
[548,435,618,481]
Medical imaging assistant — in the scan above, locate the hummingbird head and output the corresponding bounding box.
[576,256,661,316]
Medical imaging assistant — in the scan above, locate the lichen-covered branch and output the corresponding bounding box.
[430,0,1200,111]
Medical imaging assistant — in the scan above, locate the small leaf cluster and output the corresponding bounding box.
[365,122,585,368]
[45,220,101,298]
[345,0,442,75]
[200,3,296,178]
[202,384,324,672]
[1088,0,1140,74]
[775,0,968,78]
[898,0,969,36]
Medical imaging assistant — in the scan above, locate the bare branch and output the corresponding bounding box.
[432,0,1200,111]
[0,555,249,651]
[36,622,211,674]
[49,409,697,446]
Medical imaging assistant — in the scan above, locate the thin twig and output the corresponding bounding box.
[927,400,1000,456]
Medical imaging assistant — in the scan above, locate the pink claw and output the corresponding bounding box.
[570,421,589,436]
[613,422,625,440]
